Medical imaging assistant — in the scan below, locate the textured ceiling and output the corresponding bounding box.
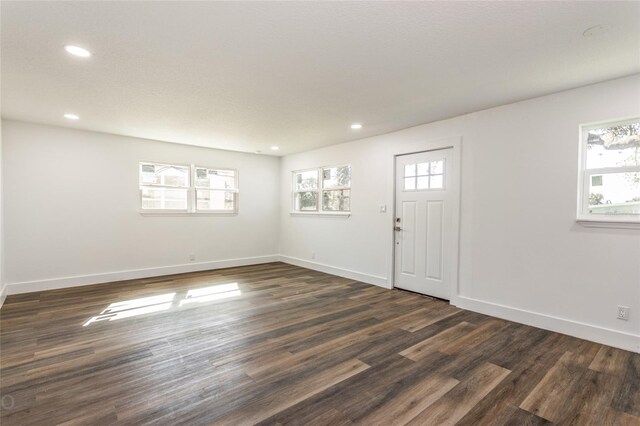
[2,1,639,155]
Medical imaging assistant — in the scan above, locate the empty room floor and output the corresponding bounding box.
[0,263,638,425]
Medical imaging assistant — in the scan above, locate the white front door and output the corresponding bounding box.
[394,148,453,299]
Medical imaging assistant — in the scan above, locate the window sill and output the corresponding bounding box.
[290,211,351,218]
[577,218,640,230]
[140,211,238,217]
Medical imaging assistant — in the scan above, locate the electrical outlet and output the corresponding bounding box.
[189,253,196,262]
[311,252,316,260]
[617,305,630,321]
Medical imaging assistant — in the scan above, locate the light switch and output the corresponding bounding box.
[380,205,387,213]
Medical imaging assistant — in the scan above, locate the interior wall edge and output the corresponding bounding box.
[4,255,280,296]
[278,255,389,288]
[453,295,640,353]
[0,285,6,309]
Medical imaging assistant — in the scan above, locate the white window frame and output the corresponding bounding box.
[139,162,239,215]
[402,159,446,192]
[292,168,320,213]
[193,165,239,214]
[577,117,640,229]
[291,164,351,216]
[139,162,191,214]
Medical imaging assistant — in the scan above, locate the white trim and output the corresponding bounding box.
[576,117,640,224]
[292,164,352,214]
[289,212,350,218]
[389,136,462,300]
[279,255,389,288]
[452,295,640,353]
[0,284,6,309]
[4,255,279,295]
[3,256,638,353]
[577,219,640,229]
[140,212,239,217]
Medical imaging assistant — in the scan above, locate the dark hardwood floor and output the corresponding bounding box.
[0,262,638,425]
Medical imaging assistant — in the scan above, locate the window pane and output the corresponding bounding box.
[194,168,231,188]
[430,175,444,189]
[196,190,236,211]
[417,162,429,176]
[323,165,351,189]
[417,176,429,189]
[141,188,188,210]
[323,189,351,211]
[404,177,415,190]
[586,120,640,169]
[294,191,318,211]
[295,170,318,190]
[139,163,189,187]
[405,164,416,177]
[589,172,640,215]
[431,160,444,174]
[195,168,236,190]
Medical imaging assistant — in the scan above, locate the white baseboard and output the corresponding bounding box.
[452,295,640,353]
[4,255,280,296]
[0,284,6,309]
[3,257,637,354]
[279,255,390,288]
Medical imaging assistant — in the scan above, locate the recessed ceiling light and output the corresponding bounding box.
[270,146,280,151]
[64,45,91,58]
[350,123,363,129]
[64,113,80,120]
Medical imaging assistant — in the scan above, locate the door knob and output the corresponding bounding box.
[394,226,402,231]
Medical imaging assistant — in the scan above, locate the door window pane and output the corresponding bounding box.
[404,177,416,190]
[417,176,429,189]
[404,158,445,190]
[430,175,444,189]
[417,162,429,176]
[430,160,444,174]
[405,164,416,177]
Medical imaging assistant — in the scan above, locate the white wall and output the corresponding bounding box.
[279,74,640,352]
[2,120,280,293]
[2,76,639,352]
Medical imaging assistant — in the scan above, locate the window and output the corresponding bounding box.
[194,167,238,212]
[139,162,238,213]
[293,169,319,211]
[292,165,351,213]
[578,118,640,225]
[140,163,190,211]
[404,160,445,190]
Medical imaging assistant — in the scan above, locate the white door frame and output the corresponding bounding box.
[388,136,462,302]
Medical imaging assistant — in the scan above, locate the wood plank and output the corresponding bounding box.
[1,262,637,425]
[520,349,599,423]
[357,374,459,425]
[407,361,511,425]
[209,358,369,425]
[399,321,476,361]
